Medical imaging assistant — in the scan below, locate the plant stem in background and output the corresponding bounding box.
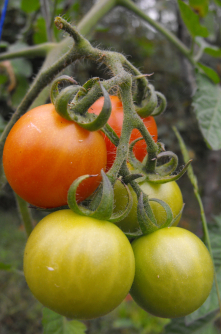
[14,193,33,237]
[173,126,221,317]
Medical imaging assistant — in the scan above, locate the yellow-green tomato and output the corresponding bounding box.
[139,181,183,227]
[113,180,183,233]
[23,210,135,320]
[130,227,214,318]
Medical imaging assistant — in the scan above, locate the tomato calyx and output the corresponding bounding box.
[51,76,113,132]
[67,170,133,222]
[137,192,185,235]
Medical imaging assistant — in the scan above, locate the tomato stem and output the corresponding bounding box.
[14,193,33,237]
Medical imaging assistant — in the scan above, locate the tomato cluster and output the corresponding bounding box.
[3,97,214,320]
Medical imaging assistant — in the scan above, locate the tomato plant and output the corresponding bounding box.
[130,227,214,318]
[3,104,107,208]
[89,96,158,170]
[23,209,135,320]
[113,180,183,233]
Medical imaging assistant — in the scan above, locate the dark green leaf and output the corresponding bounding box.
[178,0,209,37]
[11,59,32,78]
[197,63,220,84]
[42,308,87,334]
[164,310,217,333]
[21,0,40,13]
[189,0,209,17]
[0,75,8,85]
[192,73,221,150]
[33,17,47,44]
[11,76,30,108]
[204,47,221,58]
[0,262,12,271]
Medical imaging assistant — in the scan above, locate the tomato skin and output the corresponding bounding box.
[23,210,135,320]
[113,180,183,233]
[3,104,107,208]
[130,227,214,318]
[89,96,158,170]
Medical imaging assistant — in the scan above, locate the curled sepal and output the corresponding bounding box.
[124,230,143,240]
[151,92,167,116]
[146,160,192,184]
[155,151,178,176]
[73,77,100,103]
[102,124,119,147]
[135,84,158,117]
[70,84,112,131]
[109,181,133,223]
[54,86,82,120]
[149,198,173,228]
[137,193,159,235]
[128,137,144,170]
[50,75,78,104]
[67,170,114,220]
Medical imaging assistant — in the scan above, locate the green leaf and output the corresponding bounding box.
[196,38,221,58]
[189,0,209,17]
[178,0,209,37]
[0,75,8,85]
[42,308,87,334]
[192,73,221,150]
[33,17,48,44]
[11,59,32,78]
[11,76,30,108]
[0,262,12,271]
[164,310,217,333]
[21,0,40,13]
[197,63,220,84]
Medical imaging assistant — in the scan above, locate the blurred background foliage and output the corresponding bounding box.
[0,0,221,333]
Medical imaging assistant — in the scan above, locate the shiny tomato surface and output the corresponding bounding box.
[3,104,107,208]
[130,227,214,318]
[24,210,135,319]
[88,96,158,170]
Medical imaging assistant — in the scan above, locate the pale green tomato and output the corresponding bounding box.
[113,180,183,233]
[24,210,135,320]
[130,227,214,318]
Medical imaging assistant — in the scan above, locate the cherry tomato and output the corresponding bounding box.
[88,96,158,170]
[23,209,135,320]
[113,180,183,233]
[130,227,214,318]
[3,104,107,208]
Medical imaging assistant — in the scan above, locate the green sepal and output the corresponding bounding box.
[145,159,192,183]
[151,92,167,116]
[67,170,114,220]
[72,77,100,106]
[125,230,143,240]
[109,181,133,223]
[54,85,81,120]
[128,137,144,170]
[155,151,178,176]
[137,193,159,235]
[149,198,173,228]
[50,75,77,104]
[70,84,112,131]
[101,123,119,147]
[135,84,158,117]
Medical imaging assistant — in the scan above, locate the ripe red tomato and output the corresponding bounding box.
[130,227,214,318]
[24,209,135,319]
[88,96,158,170]
[3,104,107,208]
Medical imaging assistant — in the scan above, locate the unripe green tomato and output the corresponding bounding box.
[24,210,135,320]
[130,227,214,318]
[113,180,183,233]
